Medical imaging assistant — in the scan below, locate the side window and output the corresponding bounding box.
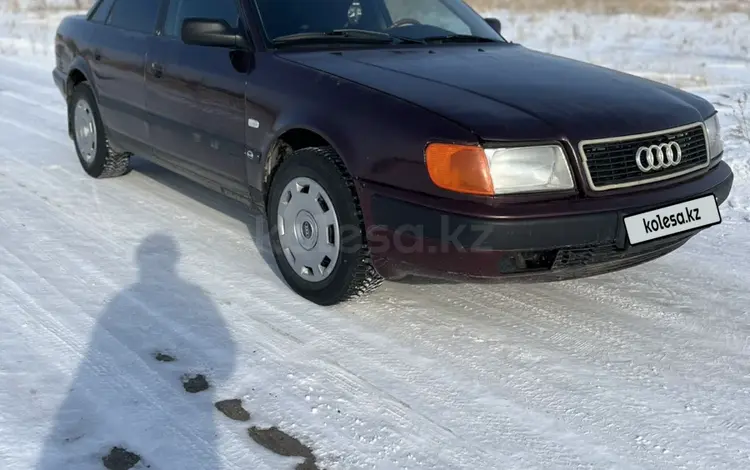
[89,0,115,23]
[163,0,240,39]
[383,0,470,34]
[106,0,161,34]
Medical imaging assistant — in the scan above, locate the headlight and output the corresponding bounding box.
[483,145,574,194]
[425,143,575,196]
[704,113,724,160]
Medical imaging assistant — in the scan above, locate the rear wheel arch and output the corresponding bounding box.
[65,56,96,98]
[66,68,88,97]
[65,65,93,138]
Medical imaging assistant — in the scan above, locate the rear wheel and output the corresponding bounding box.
[69,81,131,178]
[266,146,383,305]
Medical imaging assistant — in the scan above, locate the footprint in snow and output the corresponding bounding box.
[181,373,210,393]
[248,426,320,470]
[214,398,251,421]
[153,351,176,362]
[213,398,321,468]
[102,446,142,470]
[151,351,210,393]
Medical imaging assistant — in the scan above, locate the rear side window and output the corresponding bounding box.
[163,0,240,38]
[106,0,161,34]
[89,0,115,23]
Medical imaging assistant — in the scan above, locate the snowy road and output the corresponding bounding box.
[2,11,750,470]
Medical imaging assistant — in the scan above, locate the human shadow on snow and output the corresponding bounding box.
[35,233,237,470]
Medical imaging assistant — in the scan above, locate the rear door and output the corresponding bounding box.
[88,0,162,148]
[145,0,249,188]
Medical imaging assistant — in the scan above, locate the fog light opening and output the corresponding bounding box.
[498,250,558,273]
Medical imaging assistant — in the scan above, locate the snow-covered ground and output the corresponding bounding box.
[1,4,749,470]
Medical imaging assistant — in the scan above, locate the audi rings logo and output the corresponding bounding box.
[635,141,683,172]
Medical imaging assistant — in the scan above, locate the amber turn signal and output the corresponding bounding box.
[425,143,494,196]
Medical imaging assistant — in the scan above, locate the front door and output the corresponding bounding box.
[145,0,250,189]
[90,0,162,147]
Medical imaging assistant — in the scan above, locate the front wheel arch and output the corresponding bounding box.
[262,126,350,209]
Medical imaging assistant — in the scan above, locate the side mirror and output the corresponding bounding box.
[181,18,248,49]
[484,17,501,34]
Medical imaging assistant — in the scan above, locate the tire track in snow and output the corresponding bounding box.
[380,287,673,466]
[0,89,66,115]
[390,259,750,459]
[563,268,750,352]
[396,280,750,468]
[470,277,750,378]
[0,113,70,147]
[0,71,60,98]
[0,55,59,82]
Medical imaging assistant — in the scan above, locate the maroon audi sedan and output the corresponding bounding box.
[53,0,732,305]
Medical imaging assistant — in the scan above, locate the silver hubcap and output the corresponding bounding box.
[73,99,97,163]
[277,177,340,282]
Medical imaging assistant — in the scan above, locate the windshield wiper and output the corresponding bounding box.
[332,29,424,43]
[273,29,424,47]
[420,34,499,44]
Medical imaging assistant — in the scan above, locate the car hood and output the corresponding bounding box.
[281,44,712,142]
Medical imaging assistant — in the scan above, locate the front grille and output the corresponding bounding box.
[579,123,709,191]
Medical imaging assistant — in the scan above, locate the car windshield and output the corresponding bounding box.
[253,0,505,46]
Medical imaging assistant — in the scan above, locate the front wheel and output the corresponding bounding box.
[266,146,383,305]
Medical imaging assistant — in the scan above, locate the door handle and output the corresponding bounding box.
[150,62,163,78]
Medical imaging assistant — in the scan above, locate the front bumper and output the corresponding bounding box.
[362,161,733,281]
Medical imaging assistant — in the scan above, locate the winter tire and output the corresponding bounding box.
[69,81,131,178]
[267,146,383,305]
